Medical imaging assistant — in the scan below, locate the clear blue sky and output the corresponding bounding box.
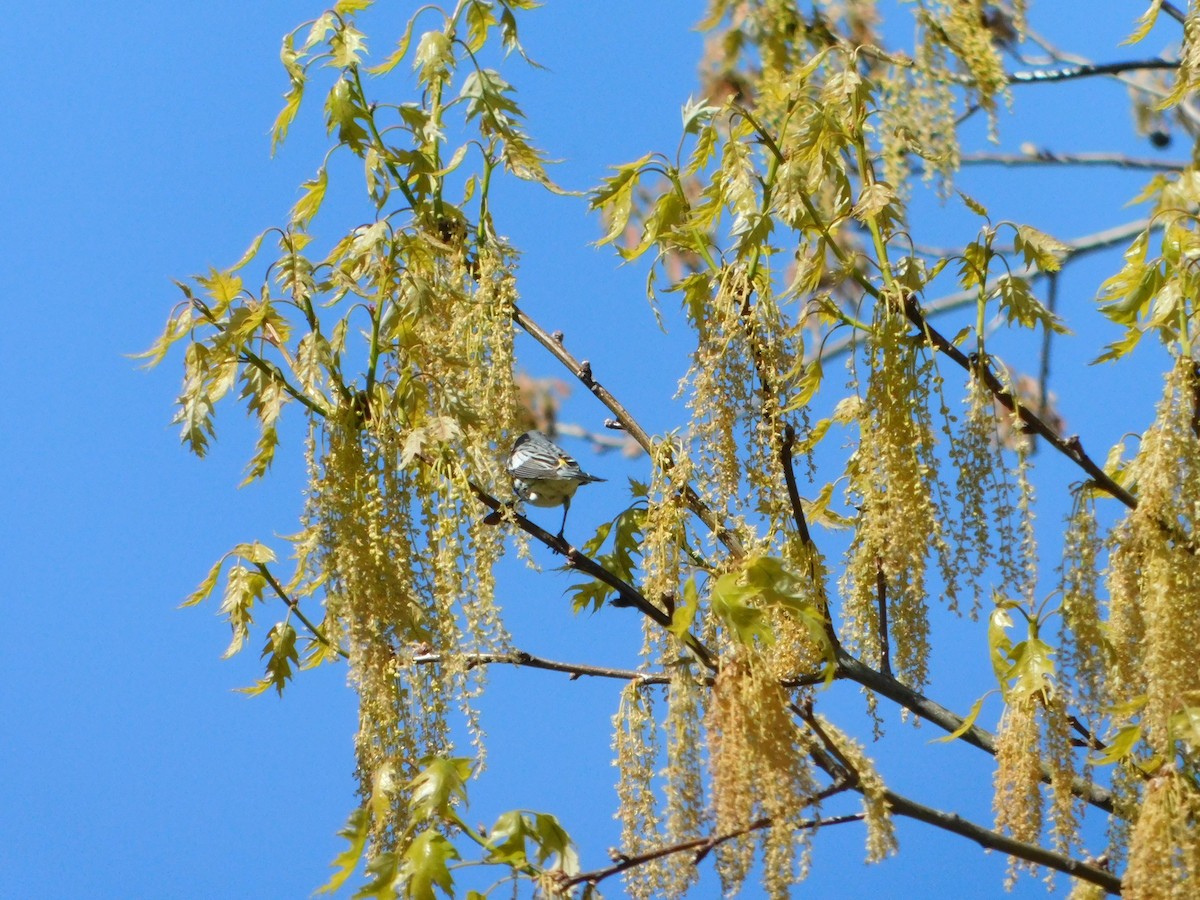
[0,2,1180,897]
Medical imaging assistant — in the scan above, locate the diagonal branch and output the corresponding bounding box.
[512,304,746,559]
[563,812,864,892]
[255,561,346,658]
[900,294,1136,509]
[407,649,670,684]
[1003,58,1177,84]
[468,479,718,670]
[835,649,1115,814]
[796,702,1121,893]
[884,789,1120,894]
[961,149,1186,171]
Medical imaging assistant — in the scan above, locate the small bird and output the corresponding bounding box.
[506,431,606,538]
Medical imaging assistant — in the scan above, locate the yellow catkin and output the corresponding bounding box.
[812,714,897,864]
[993,694,1042,887]
[707,656,819,897]
[613,682,664,900]
[661,666,706,898]
[1124,771,1200,898]
[642,438,692,615]
[299,234,522,856]
[1040,690,1080,866]
[1107,361,1200,744]
[1059,490,1106,720]
[840,309,940,688]
[1102,361,1200,892]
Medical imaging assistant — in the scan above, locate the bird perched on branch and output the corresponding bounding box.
[506,430,605,539]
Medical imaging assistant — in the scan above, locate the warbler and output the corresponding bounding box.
[506,431,605,538]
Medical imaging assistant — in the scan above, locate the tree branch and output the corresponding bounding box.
[407,649,670,684]
[901,293,1137,509]
[563,812,864,892]
[780,424,814,547]
[834,649,1115,814]
[795,699,1121,894]
[884,790,1120,894]
[1004,58,1177,84]
[961,149,1185,171]
[1163,1,1188,25]
[512,304,746,560]
[254,561,346,658]
[468,480,718,671]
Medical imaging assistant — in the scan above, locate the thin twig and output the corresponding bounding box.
[189,297,331,418]
[961,149,1185,171]
[407,649,670,684]
[1162,1,1188,25]
[467,480,718,671]
[512,304,746,560]
[254,561,346,658]
[563,812,863,891]
[875,558,891,677]
[1034,272,1058,454]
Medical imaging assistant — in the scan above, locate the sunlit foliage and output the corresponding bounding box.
[148,0,1200,896]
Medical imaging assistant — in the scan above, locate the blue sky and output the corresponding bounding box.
[0,2,1183,897]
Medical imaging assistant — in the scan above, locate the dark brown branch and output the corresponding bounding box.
[779,424,844,647]
[1005,58,1177,84]
[407,649,670,684]
[468,480,718,671]
[780,424,813,547]
[961,149,1186,171]
[835,649,1115,814]
[884,790,1120,894]
[563,812,864,892]
[512,304,745,560]
[901,295,1137,510]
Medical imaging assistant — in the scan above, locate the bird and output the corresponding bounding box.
[506,431,606,538]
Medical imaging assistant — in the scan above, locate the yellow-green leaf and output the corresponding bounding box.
[232,541,276,564]
[668,575,699,639]
[182,555,227,607]
[367,13,419,75]
[1014,224,1069,272]
[408,757,472,822]
[400,830,458,900]
[291,167,328,228]
[1092,723,1143,765]
[932,694,990,743]
[314,807,370,895]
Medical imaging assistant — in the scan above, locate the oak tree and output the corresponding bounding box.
[147,2,1200,896]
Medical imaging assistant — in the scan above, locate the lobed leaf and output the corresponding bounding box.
[399,830,458,900]
[315,807,370,895]
[408,757,472,822]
